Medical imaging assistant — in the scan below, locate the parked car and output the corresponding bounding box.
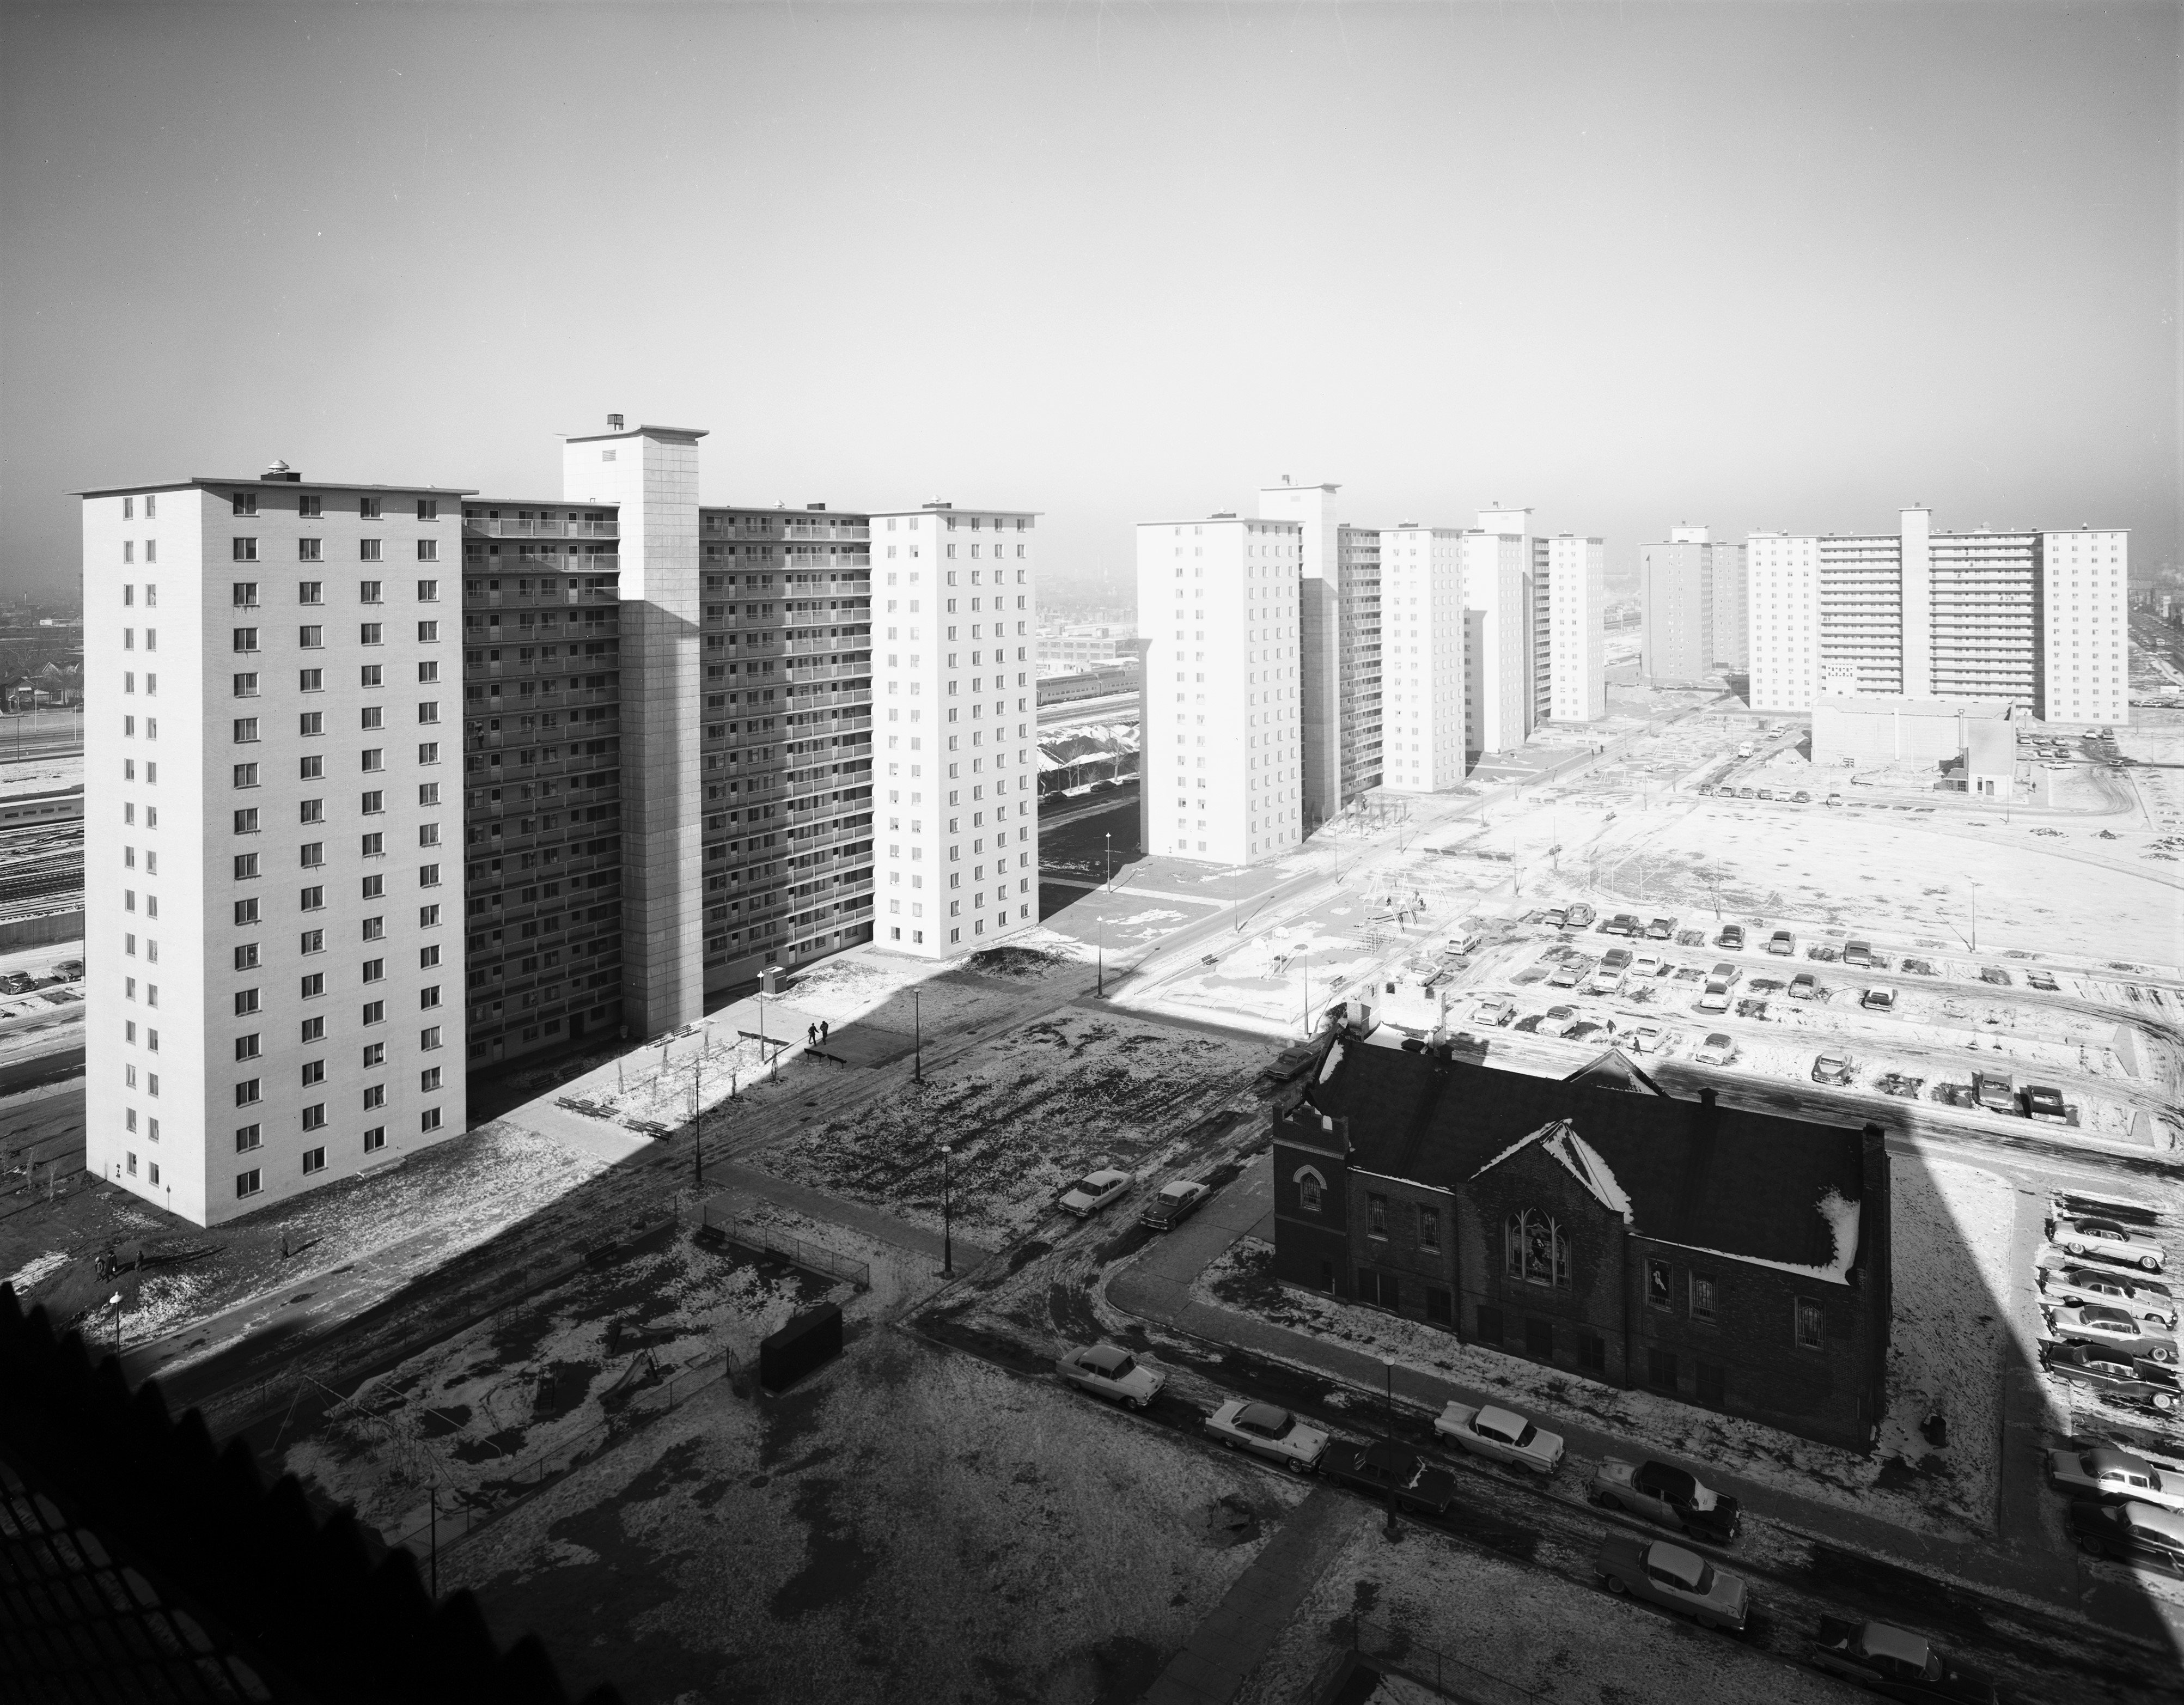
[1843,940,1875,967]
[1695,982,1731,1014]
[1632,953,1663,978]
[1319,1441,1460,1514]
[1765,930,1795,955]
[1057,1169,1134,1217]
[1788,973,1820,1001]
[1140,1178,1211,1230]
[1693,1032,1737,1066]
[1471,997,1515,1027]
[2044,1265,2176,1328]
[1978,966,2012,987]
[1541,1004,1582,1038]
[51,958,83,980]
[2023,1085,2072,1124]
[1811,1050,1854,1086]
[1876,1073,1925,1099]
[1756,788,1774,801]
[1594,1537,1749,1632]
[1589,950,1631,995]
[1718,925,1745,950]
[1792,790,1812,803]
[1604,913,1644,936]
[2047,1304,2180,1365]
[1433,1401,1564,1475]
[1735,786,1756,799]
[1540,906,1567,929]
[1809,1618,1998,1704]
[1709,960,1741,987]
[2027,969,2060,992]
[2046,1445,2184,1512]
[2053,1214,2167,1272]
[1629,1026,1669,1056]
[1564,903,1597,929]
[1203,1400,1327,1471]
[1645,916,1676,940]
[1548,960,1586,989]
[1971,1070,2018,1115]
[1054,1343,1164,1409]
[1587,1458,1740,1543]
[2070,1499,2184,1575]
[1860,986,1898,1012]
[2040,1342,2183,1415]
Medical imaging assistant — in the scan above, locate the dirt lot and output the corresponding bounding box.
[451,1325,1302,1705]
[748,1007,1274,1244]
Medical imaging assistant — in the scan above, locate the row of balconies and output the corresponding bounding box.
[463,518,619,539]
[461,574,620,599]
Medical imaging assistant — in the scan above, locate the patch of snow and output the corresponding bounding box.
[1317,1040,1346,1085]
[4,1250,66,1292]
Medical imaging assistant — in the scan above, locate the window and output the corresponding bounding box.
[1367,1192,1388,1237]
[299,495,322,519]
[233,943,260,971]
[301,1059,325,1086]
[420,1024,442,1050]
[1648,1259,1673,1311]
[302,1147,327,1174]
[362,1084,385,1110]
[302,1104,327,1130]
[301,1015,324,1043]
[1418,1207,1440,1252]
[235,1079,261,1106]
[1646,1349,1679,1390]
[1524,1317,1555,1361]
[1689,1274,1717,1322]
[1294,1167,1324,1213]
[417,699,440,723]
[360,538,383,563]
[359,665,383,688]
[234,1034,260,1061]
[300,625,323,648]
[416,500,437,521]
[233,807,260,834]
[420,1066,442,1092]
[361,622,383,644]
[234,762,260,789]
[362,707,384,730]
[301,841,324,868]
[362,998,385,1025]
[418,622,440,644]
[361,497,381,520]
[301,972,325,997]
[360,789,384,815]
[364,1126,386,1153]
[1795,1298,1826,1350]
[233,582,258,607]
[299,669,323,692]
[1425,1287,1453,1326]
[298,538,322,562]
[421,1107,442,1132]
[300,928,325,954]
[300,581,323,605]
[361,832,384,856]
[233,897,259,925]
[235,1124,261,1153]
[417,579,438,601]
[234,989,260,1015]
[418,984,440,1009]
[233,538,258,561]
[1506,1211,1570,1288]
[235,1168,262,1198]
[417,539,438,561]
[1577,1330,1607,1373]
[234,717,260,744]
[299,711,324,736]
[418,741,440,765]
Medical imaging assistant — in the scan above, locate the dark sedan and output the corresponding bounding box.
[1319,1441,1460,1515]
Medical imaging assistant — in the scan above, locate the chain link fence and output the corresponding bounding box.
[696,1203,871,1290]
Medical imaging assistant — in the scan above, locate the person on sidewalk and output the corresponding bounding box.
[821,1020,830,1043]
[807,1024,818,1047]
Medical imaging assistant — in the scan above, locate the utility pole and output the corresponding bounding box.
[940,1144,954,1278]
[692,1060,704,1190]
[1382,1355,1400,1541]
[912,988,923,1083]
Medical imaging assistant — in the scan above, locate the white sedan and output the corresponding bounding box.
[2054,1214,2167,1274]
[2047,1303,2180,1365]
[1693,1032,1737,1066]
[1472,998,1515,1026]
[2046,1446,2184,1513]
[1058,1168,1133,1218]
[1203,1400,1328,1471]
[1054,1343,1166,1409]
[1433,1400,1564,1476]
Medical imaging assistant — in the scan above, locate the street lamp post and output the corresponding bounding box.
[912,988,923,1083]
[692,1060,704,1190]
[940,1144,954,1278]
[1381,1355,1400,1541]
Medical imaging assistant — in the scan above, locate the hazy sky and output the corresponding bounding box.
[3,2,2176,607]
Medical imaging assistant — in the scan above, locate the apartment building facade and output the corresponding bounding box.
[870,506,1040,959]
[1376,525,1465,792]
[1746,509,2128,726]
[1258,482,1382,829]
[83,421,1026,1225]
[1462,518,1532,757]
[1138,516,1303,865]
[1639,526,1746,684]
[83,472,471,1226]
[1534,534,1607,723]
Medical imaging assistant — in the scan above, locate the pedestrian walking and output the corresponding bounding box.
[821,1019,830,1043]
[807,1024,818,1046]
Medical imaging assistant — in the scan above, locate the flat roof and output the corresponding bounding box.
[562,424,710,444]
[1138,516,1297,528]
[72,477,476,498]
[865,506,1041,518]
[467,496,620,510]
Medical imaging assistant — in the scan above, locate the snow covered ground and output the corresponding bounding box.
[747,1008,1272,1243]
[1234,1512,1847,1705]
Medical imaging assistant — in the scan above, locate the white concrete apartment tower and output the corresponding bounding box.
[562,421,705,1036]
[870,506,1041,959]
[1746,533,1821,714]
[1376,525,1465,791]
[82,470,469,1227]
[1462,511,1532,758]
[1138,516,1303,865]
[2041,528,2130,726]
[1258,481,1343,829]
[1536,534,1607,722]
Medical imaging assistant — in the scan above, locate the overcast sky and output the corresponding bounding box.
[3,2,2175,608]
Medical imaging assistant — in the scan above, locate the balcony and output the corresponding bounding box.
[465,518,620,539]
[783,523,871,541]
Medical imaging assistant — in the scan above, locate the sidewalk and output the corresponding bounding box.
[1106,1155,2175,1646]
[1139,1486,1370,1705]
[699,1160,996,1273]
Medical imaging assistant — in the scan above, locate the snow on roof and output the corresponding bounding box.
[1318,1039,1346,1085]
[1471,1119,1634,1223]
[1653,1186,1863,1287]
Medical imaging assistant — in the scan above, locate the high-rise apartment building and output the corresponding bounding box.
[82,421,1028,1225]
[1376,524,1465,791]
[1259,483,1380,829]
[871,506,1041,958]
[84,472,472,1227]
[1639,525,1747,683]
[1138,515,1303,864]
[1534,533,1607,723]
[1462,512,1533,757]
[1744,509,2128,725]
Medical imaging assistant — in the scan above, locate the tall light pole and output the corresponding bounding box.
[691,1059,704,1190]
[1381,1355,1400,1541]
[940,1144,954,1278]
[912,988,923,1083]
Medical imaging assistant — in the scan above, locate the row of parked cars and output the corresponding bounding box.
[1058,1346,2003,1690]
[0,956,81,996]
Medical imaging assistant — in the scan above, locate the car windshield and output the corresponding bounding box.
[1240,1406,1293,1439]
[1161,1184,1194,1202]
[1067,1178,1107,1196]
[1101,1353,1136,1379]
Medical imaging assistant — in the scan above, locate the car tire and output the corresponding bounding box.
[1222,1437,1239,1452]
[2142,1256,2162,1272]
[1130,1396,1150,1411]
[2077,1536,2105,1557]
[2067,1241,2088,1256]
[1603,1575,1627,1595]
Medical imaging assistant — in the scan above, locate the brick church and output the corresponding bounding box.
[1271,1037,1890,1451]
